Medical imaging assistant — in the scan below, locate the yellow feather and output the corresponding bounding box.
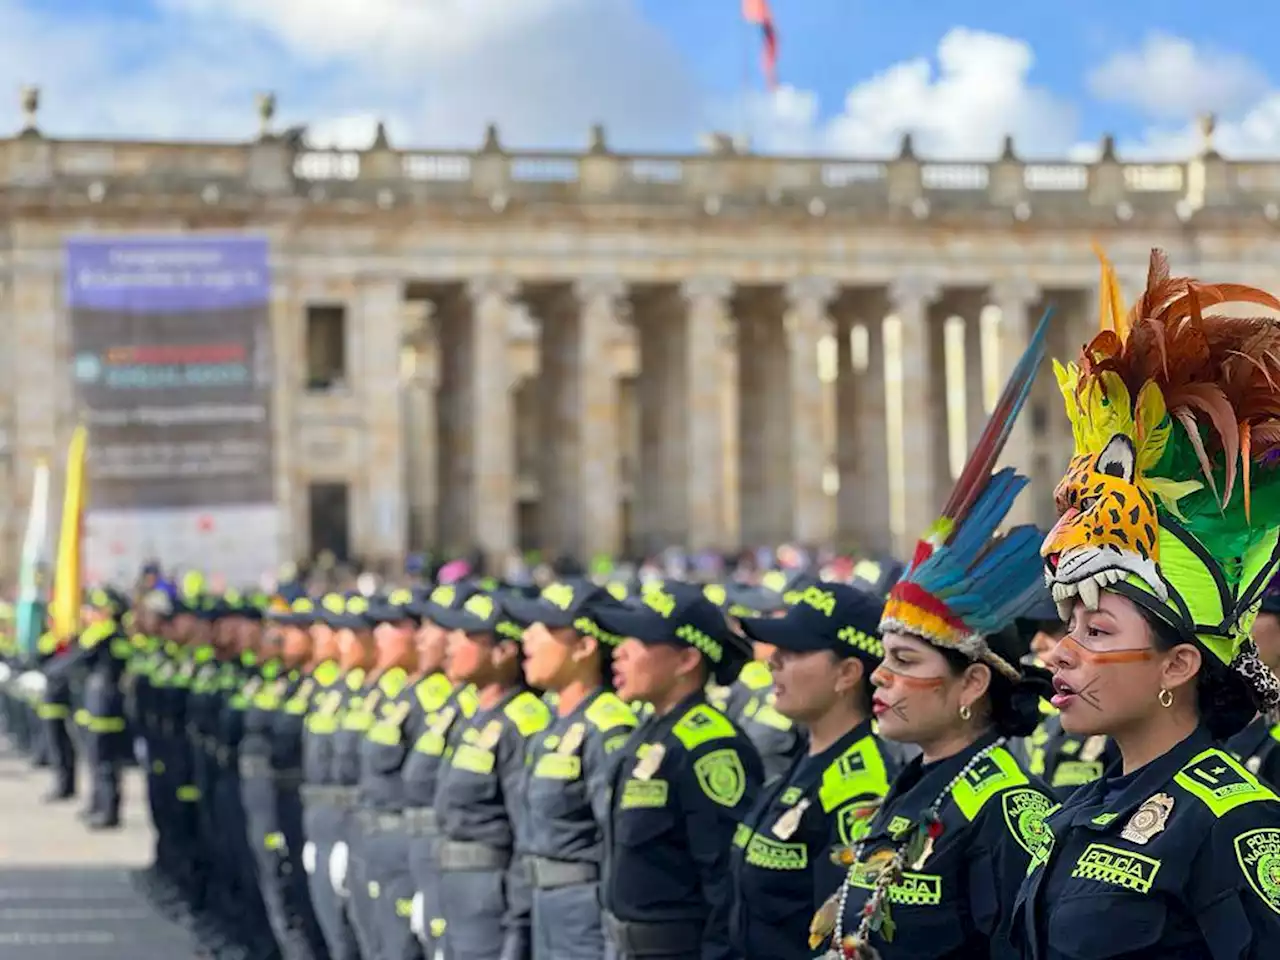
[1091,241,1129,339]
[1134,381,1171,471]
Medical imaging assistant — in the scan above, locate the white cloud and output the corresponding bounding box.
[821,29,1078,158]
[4,2,1280,168]
[1088,33,1269,122]
[738,29,1079,159]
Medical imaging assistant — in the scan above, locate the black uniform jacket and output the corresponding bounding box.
[835,732,1053,960]
[1013,725,1280,960]
[730,718,899,960]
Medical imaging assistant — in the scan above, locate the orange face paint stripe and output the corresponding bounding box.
[1062,633,1156,665]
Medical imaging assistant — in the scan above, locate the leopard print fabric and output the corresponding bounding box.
[1233,641,1280,712]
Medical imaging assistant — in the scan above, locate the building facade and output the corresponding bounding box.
[1,94,1276,578]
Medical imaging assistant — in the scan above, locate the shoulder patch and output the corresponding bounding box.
[505,690,552,738]
[673,702,736,751]
[345,668,366,691]
[1001,787,1057,857]
[952,747,1030,821]
[1234,827,1280,915]
[585,693,637,733]
[693,748,748,808]
[835,801,880,846]
[1175,748,1279,817]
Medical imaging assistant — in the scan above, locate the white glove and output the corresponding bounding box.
[17,671,46,698]
[301,841,316,875]
[329,841,349,897]
[409,892,425,940]
[0,663,12,685]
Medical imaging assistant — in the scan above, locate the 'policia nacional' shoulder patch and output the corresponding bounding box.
[694,748,747,808]
[1234,827,1280,914]
[1002,788,1056,857]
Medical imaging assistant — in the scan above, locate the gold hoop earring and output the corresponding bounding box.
[959,703,972,721]
[1158,688,1174,708]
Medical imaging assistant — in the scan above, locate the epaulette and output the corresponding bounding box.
[585,692,637,733]
[504,689,552,738]
[738,660,773,691]
[457,685,480,718]
[415,673,453,714]
[819,735,892,813]
[1175,747,1278,817]
[672,702,736,751]
[378,667,408,699]
[345,667,366,692]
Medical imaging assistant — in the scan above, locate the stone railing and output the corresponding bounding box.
[3,104,1277,222]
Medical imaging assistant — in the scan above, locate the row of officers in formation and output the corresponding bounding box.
[3,565,1280,960]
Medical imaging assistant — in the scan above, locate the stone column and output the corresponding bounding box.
[680,277,732,551]
[785,277,837,545]
[11,259,61,581]
[467,276,518,565]
[353,277,407,563]
[889,275,942,555]
[991,278,1042,527]
[835,301,892,556]
[402,300,439,552]
[719,313,741,550]
[574,276,625,562]
[964,309,987,455]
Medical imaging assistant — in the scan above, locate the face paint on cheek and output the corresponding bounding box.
[878,666,947,722]
[1062,632,1156,665]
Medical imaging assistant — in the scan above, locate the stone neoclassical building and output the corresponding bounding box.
[2,91,1278,578]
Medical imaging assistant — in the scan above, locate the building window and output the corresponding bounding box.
[305,305,347,391]
[308,482,350,562]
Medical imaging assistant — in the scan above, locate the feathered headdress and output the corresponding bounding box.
[881,306,1053,680]
[1042,247,1280,711]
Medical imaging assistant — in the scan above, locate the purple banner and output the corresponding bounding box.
[65,236,275,511]
[66,236,270,313]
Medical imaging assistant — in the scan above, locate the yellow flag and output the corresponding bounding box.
[51,425,87,640]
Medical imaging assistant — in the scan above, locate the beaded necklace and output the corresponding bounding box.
[822,736,1008,960]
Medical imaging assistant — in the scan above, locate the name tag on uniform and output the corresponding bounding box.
[452,744,495,775]
[534,754,582,781]
[621,779,668,809]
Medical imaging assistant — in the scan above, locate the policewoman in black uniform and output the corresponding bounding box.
[509,580,638,960]
[432,588,551,960]
[816,296,1060,959]
[704,581,805,786]
[595,580,763,960]
[729,581,900,960]
[400,582,480,957]
[1014,253,1280,958]
[1226,587,1280,786]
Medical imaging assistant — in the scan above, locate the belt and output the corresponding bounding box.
[238,756,303,787]
[402,807,438,836]
[528,857,599,889]
[300,785,360,809]
[357,809,405,834]
[603,913,703,956]
[437,840,509,872]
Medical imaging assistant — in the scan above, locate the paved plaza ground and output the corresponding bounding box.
[0,741,200,959]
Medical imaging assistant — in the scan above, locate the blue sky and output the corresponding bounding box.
[3,0,1279,159]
